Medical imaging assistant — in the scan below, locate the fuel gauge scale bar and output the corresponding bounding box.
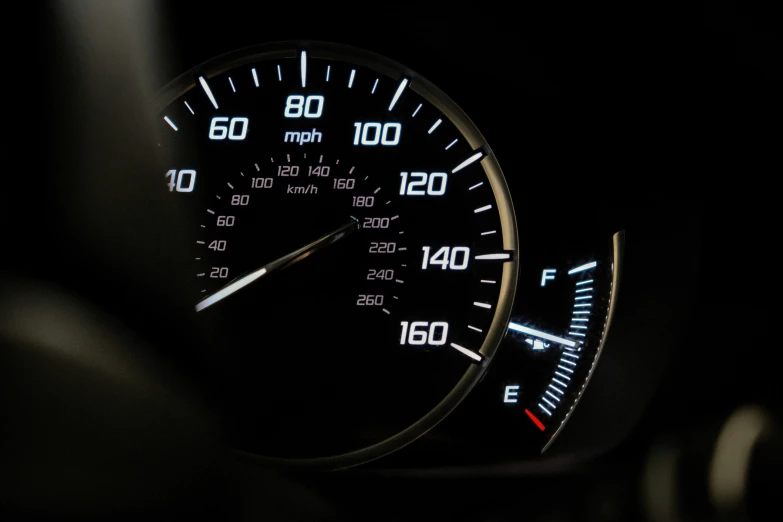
[497,231,624,450]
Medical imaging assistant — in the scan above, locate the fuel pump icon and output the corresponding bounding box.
[525,338,550,350]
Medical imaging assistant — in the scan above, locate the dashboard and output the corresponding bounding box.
[2,2,779,521]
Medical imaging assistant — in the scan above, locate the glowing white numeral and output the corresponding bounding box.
[209,117,249,140]
[353,122,401,146]
[421,246,470,270]
[333,178,355,190]
[367,269,394,280]
[356,294,384,306]
[308,166,330,177]
[231,195,250,206]
[400,321,449,346]
[284,95,324,118]
[362,217,390,229]
[208,240,227,251]
[352,196,375,207]
[210,267,229,279]
[277,165,299,177]
[252,178,273,189]
[399,172,447,196]
[216,216,235,227]
[165,169,197,193]
[369,242,396,254]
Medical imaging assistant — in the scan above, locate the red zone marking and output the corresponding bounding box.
[525,409,546,431]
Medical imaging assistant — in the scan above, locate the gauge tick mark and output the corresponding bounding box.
[475,253,510,260]
[452,152,483,173]
[300,50,307,88]
[198,76,219,109]
[163,116,178,131]
[568,261,597,274]
[389,78,408,111]
[449,343,483,362]
[526,409,547,431]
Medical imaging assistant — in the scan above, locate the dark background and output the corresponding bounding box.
[1,1,779,520]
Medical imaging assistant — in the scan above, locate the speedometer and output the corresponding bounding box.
[157,42,518,467]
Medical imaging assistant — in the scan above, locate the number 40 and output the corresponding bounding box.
[166,169,196,192]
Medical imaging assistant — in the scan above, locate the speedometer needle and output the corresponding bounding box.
[196,218,359,312]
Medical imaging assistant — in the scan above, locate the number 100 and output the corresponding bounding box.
[353,122,401,146]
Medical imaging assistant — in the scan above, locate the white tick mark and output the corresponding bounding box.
[389,78,408,111]
[198,76,218,109]
[452,152,483,173]
[163,116,178,131]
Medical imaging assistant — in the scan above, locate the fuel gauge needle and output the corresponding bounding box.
[196,218,359,312]
[508,323,577,348]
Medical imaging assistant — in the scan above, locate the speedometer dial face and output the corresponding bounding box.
[157,42,518,466]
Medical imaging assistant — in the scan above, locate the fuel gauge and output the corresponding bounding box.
[496,231,623,451]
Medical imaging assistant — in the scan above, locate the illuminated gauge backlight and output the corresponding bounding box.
[157,43,519,467]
